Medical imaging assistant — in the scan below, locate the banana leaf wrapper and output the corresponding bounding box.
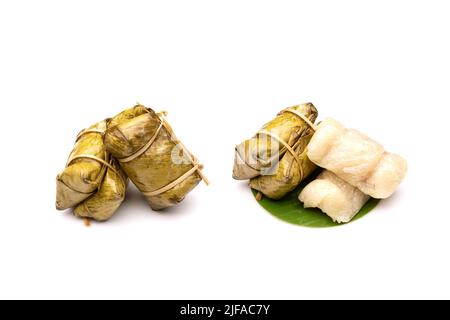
[56,119,129,221]
[233,103,318,180]
[105,104,208,211]
[56,120,108,210]
[74,158,128,221]
[249,131,316,199]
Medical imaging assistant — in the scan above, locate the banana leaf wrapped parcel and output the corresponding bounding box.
[232,103,318,199]
[105,104,208,210]
[56,120,108,210]
[56,121,127,221]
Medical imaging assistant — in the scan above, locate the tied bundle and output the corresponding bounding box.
[233,103,318,199]
[105,105,209,210]
[56,104,207,223]
[56,120,127,221]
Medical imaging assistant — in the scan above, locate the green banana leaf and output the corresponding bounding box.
[251,171,379,227]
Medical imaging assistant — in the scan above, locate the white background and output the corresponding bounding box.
[0,0,449,299]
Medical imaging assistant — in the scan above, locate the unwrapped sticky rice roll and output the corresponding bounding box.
[307,118,407,199]
[299,171,369,223]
